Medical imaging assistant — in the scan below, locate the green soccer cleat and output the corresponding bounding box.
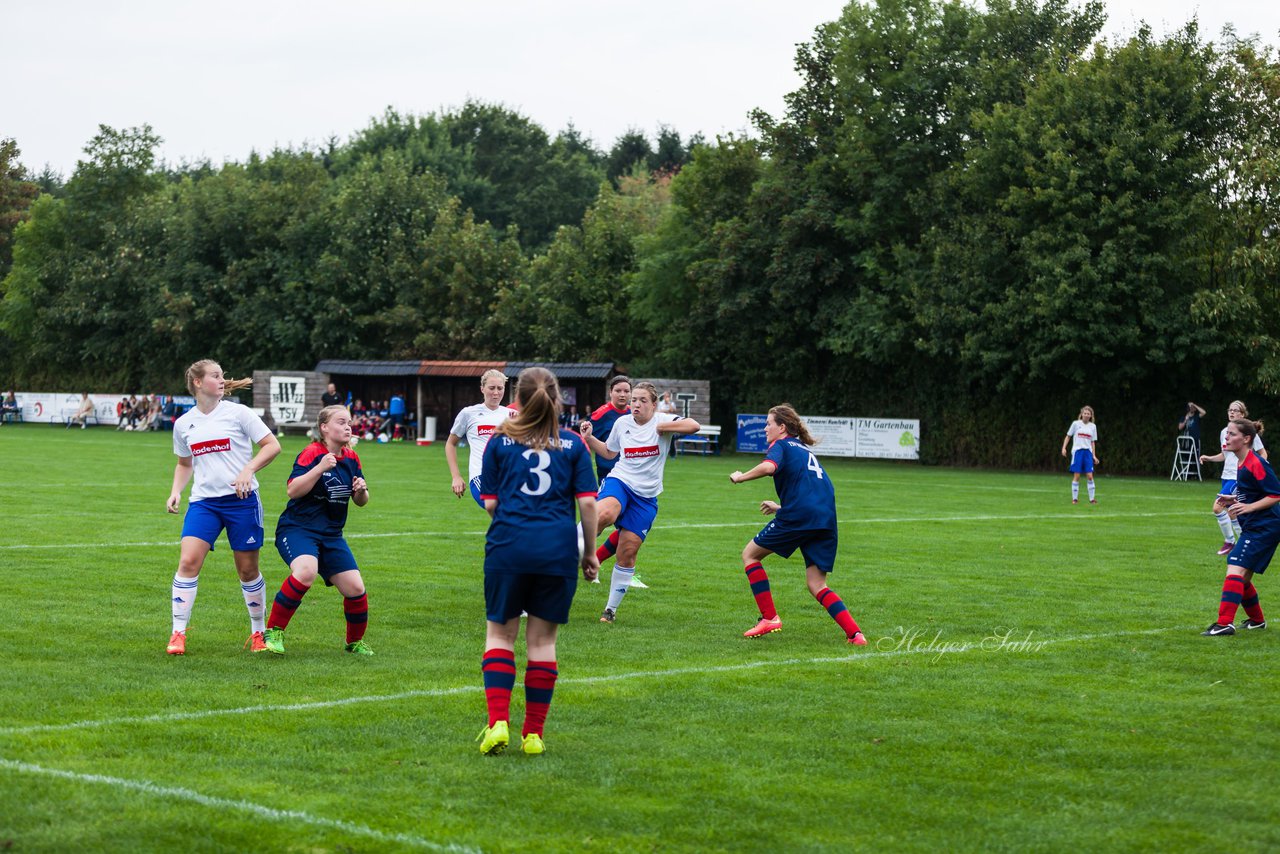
[521,732,545,755]
[344,639,375,656]
[478,720,509,755]
[263,627,286,655]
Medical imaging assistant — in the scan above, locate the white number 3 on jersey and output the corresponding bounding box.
[521,449,552,496]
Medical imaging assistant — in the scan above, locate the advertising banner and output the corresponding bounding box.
[735,413,920,460]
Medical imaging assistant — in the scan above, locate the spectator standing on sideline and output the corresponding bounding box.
[658,391,678,416]
[321,382,342,408]
[386,392,407,440]
[1180,402,1206,456]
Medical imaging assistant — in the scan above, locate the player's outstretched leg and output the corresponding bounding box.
[808,566,865,645]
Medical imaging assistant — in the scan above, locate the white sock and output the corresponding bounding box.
[1232,518,1243,539]
[1087,480,1096,501]
[241,574,267,633]
[606,566,635,612]
[172,574,199,633]
[1071,482,1079,501]
[1216,511,1235,542]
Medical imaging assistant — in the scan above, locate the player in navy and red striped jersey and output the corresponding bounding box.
[579,382,700,622]
[1202,418,1278,636]
[263,405,373,655]
[476,367,600,756]
[729,404,866,645]
[165,360,281,656]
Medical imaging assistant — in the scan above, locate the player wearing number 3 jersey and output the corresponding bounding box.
[729,404,866,645]
[474,367,599,756]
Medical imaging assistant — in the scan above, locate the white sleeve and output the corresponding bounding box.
[172,422,190,457]
[238,404,273,444]
[450,409,470,438]
[1092,425,1098,444]
[1066,421,1078,437]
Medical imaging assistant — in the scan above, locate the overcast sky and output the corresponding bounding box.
[7,0,1279,177]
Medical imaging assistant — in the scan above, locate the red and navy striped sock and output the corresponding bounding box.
[815,586,861,638]
[1242,581,1265,623]
[1218,575,1246,625]
[343,592,368,643]
[745,562,777,620]
[482,648,516,726]
[595,530,620,565]
[522,660,558,737]
[268,575,310,630]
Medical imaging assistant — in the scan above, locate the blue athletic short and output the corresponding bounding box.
[597,477,658,542]
[469,476,485,509]
[753,519,839,574]
[274,528,359,585]
[1221,479,1238,496]
[1226,527,1280,575]
[1070,448,1094,474]
[182,492,264,551]
[485,572,577,624]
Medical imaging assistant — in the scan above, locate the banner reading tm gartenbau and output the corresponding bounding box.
[736,414,920,461]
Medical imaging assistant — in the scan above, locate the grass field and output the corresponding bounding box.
[1,423,1278,852]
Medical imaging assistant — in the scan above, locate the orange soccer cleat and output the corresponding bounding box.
[743,616,782,639]
[166,631,187,655]
[245,631,268,653]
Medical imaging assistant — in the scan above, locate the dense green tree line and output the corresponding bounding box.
[3,0,1278,472]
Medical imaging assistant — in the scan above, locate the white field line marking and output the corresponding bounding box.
[0,625,1186,738]
[0,510,1207,551]
[847,476,1210,500]
[0,758,477,853]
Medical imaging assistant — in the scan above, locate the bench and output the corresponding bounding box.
[1,409,22,424]
[675,425,721,456]
[55,408,99,427]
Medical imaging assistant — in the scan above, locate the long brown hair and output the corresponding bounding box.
[770,403,817,446]
[185,360,253,397]
[497,367,562,451]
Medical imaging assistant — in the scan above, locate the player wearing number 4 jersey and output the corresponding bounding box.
[578,381,700,623]
[475,368,599,756]
[165,360,281,655]
[729,404,866,645]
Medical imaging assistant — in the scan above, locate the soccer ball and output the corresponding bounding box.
[377,434,389,444]
[349,436,359,448]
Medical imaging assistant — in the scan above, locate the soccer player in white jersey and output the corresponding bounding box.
[165,360,281,655]
[1060,405,1099,504]
[446,369,518,509]
[578,381,699,623]
[1201,400,1269,555]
